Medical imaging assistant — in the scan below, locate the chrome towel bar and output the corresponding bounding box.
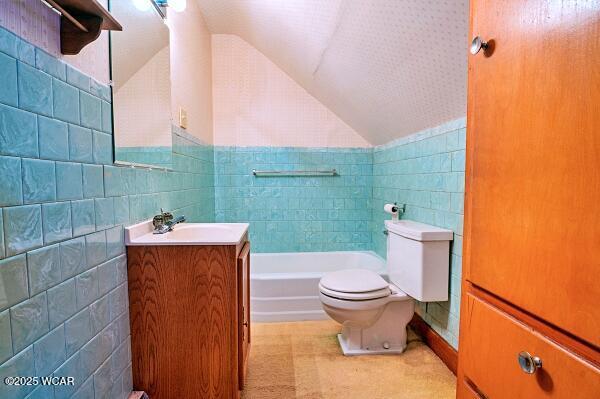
[252,169,338,176]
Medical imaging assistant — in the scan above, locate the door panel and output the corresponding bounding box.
[237,242,250,389]
[466,0,600,347]
[462,294,600,398]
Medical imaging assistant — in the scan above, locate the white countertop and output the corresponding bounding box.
[125,220,249,246]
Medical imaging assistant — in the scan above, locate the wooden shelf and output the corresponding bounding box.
[45,0,122,55]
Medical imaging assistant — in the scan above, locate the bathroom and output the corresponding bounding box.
[0,0,598,398]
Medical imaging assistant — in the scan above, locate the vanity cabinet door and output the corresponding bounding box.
[127,245,240,399]
[238,242,251,389]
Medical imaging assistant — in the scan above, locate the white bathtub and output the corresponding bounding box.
[250,251,386,322]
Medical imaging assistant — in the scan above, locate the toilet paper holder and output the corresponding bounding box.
[392,202,406,215]
[384,202,406,222]
[383,203,405,234]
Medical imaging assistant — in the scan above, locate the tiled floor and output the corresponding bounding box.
[242,320,456,399]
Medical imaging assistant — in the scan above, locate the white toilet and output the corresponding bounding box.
[319,219,453,355]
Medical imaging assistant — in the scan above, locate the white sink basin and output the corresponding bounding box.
[125,220,249,246]
[162,224,241,242]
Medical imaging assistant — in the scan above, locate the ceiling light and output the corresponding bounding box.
[169,0,187,12]
[133,0,152,12]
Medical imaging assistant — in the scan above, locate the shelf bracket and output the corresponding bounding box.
[60,11,103,55]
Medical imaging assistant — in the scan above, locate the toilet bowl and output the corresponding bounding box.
[319,220,453,356]
[319,269,415,355]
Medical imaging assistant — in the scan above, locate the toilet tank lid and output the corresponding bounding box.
[320,269,389,293]
[385,220,454,241]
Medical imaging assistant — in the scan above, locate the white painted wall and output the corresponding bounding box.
[212,34,369,148]
[168,2,214,144]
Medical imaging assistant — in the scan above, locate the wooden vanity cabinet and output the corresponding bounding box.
[127,238,250,399]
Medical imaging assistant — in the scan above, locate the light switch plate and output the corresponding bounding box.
[179,107,188,129]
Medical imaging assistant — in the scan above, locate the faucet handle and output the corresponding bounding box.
[160,208,173,223]
[152,213,165,228]
[153,209,173,228]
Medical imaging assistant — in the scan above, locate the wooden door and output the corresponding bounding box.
[237,242,250,389]
[465,0,600,348]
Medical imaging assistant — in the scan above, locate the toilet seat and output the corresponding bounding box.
[319,284,391,301]
[319,285,410,312]
[320,269,388,291]
[319,269,396,301]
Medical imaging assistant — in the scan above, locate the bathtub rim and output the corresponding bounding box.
[250,250,386,280]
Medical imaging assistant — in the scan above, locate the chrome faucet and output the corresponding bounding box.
[152,209,186,234]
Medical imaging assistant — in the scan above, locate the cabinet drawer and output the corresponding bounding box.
[462,294,600,398]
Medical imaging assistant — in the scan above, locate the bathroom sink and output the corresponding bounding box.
[125,221,249,246]
[163,224,240,242]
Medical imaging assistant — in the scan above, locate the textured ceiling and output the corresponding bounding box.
[195,0,468,145]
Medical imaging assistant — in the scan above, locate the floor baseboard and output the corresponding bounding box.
[409,314,458,375]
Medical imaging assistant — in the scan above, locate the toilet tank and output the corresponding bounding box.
[385,220,453,302]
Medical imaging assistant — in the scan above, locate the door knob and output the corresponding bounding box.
[518,351,542,374]
[470,36,488,55]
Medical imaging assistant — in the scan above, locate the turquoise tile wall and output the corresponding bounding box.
[213,147,372,252]
[0,27,214,399]
[372,118,466,349]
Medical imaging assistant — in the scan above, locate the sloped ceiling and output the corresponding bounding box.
[195,0,468,145]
